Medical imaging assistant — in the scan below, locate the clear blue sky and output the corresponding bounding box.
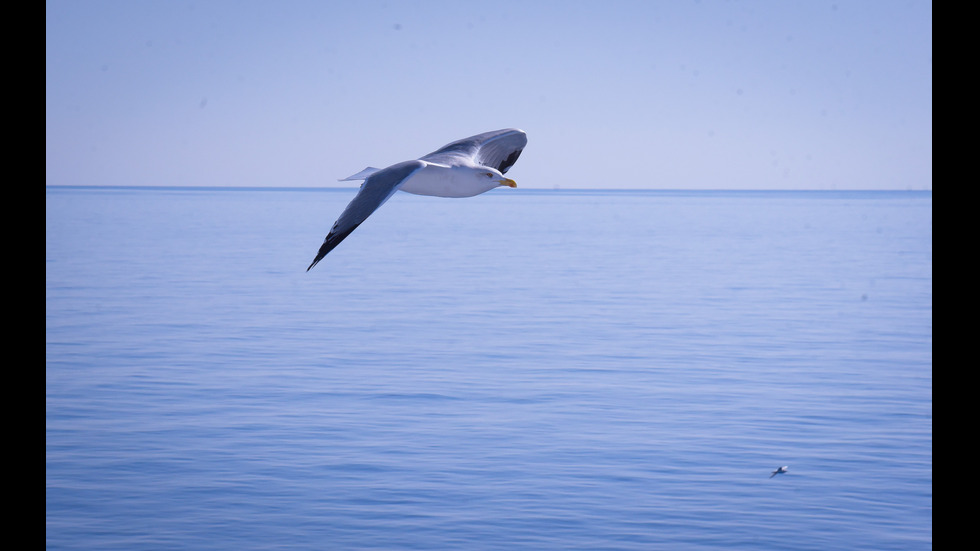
[46,0,932,190]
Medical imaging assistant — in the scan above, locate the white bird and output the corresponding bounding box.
[770,466,788,478]
[307,128,527,271]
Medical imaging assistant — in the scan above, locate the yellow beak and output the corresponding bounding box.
[498,178,517,188]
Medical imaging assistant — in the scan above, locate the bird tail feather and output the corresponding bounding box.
[338,167,381,181]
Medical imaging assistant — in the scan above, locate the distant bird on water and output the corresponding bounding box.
[770,466,788,478]
[306,128,527,271]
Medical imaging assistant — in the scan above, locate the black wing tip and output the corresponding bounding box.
[305,240,333,272]
[498,148,524,174]
[305,224,360,272]
[306,244,332,272]
[306,248,327,271]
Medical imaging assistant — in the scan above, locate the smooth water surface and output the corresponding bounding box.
[47,187,931,550]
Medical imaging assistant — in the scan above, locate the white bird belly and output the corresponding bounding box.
[397,164,496,198]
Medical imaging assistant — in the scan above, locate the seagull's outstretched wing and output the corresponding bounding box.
[420,128,527,174]
[307,160,426,271]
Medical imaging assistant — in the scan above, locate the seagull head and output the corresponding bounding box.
[440,165,516,197]
[477,166,516,189]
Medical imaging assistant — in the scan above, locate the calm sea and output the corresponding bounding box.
[46,186,932,550]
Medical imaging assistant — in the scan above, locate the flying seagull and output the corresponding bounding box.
[770,466,788,478]
[306,128,527,271]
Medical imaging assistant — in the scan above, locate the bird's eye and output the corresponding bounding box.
[485,172,493,178]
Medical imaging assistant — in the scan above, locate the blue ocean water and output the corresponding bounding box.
[46,186,931,550]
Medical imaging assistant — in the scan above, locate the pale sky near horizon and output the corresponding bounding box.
[46,0,932,190]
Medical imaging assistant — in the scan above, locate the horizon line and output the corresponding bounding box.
[45,184,932,193]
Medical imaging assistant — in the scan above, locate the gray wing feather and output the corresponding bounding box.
[420,128,527,174]
[307,160,425,271]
